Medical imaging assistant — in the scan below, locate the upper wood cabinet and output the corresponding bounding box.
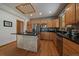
[40,32,49,40]
[52,19,59,27]
[65,4,75,25]
[55,19,59,27]
[76,3,79,23]
[40,19,48,24]
[16,20,24,33]
[31,19,41,24]
[27,21,32,32]
[47,20,53,27]
[48,19,59,27]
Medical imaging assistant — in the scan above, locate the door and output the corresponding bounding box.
[16,20,24,33]
[27,21,32,32]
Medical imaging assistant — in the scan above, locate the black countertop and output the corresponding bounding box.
[57,33,79,44]
[40,27,79,44]
[11,33,37,36]
[40,27,59,32]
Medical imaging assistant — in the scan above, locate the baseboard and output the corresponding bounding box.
[0,40,16,47]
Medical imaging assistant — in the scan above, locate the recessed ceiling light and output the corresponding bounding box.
[30,14,33,16]
[39,12,42,15]
[49,11,52,13]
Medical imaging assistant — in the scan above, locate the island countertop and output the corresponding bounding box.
[11,33,38,36]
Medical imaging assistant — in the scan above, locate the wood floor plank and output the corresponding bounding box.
[0,40,58,56]
[48,41,59,56]
[39,40,50,56]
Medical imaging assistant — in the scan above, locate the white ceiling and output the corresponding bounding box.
[1,3,66,19]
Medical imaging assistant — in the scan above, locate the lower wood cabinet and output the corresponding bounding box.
[49,32,57,46]
[40,32,57,43]
[63,38,79,56]
[27,21,32,32]
[40,32,49,40]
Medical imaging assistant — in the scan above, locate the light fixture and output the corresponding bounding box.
[30,14,33,16]
[49,11,52,13]
[39,12,42,15]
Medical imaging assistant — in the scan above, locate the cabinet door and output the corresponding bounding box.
[27,21,32,32]
[17,35,24,49]
[47,20,53,27]
[76,3,79,23]
[65,4,75,25]
[63,38,70,56]
[49,32,53,40]
[49,33,56,45]
[40,19,48,24]
[40,32,49,40]
[52,20,56,27]
[55,19,59,27]
[63,38,79,56]
[51,19,59,27]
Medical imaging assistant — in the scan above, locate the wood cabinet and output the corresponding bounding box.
[40,32,49,40]
[31,19,41,24]
[52,19,59,27]
[49,32,57,46]
[40,19,48,24]
[63,38,79,56]
[55,19,59,27]
[27,21,32,32]
[40,32,57,45]
[76,3,79,23]
[47,20,53,27]
[16,20,24,33]
[27,18,59,32]
[65,4,75,25]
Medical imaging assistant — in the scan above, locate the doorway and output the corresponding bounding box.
[16,20,24,33]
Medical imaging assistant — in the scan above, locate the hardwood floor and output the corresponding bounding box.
[39,40,58,56]
[0,40,59,56]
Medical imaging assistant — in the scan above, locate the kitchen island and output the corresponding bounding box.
[12,33,39,52]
